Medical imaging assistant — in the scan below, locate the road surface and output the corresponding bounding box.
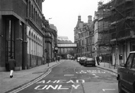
[8,60,118,93]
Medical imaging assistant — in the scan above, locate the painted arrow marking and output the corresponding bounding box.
[102,89,116,91]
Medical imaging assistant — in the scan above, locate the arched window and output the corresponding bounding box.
[31,32,33,38]
[29,31,31,36]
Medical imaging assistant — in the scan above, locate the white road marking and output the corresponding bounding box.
[64,74,74,76]
[74,67,77,74]
[102,89,116,91]
[9,69,52,93]
[94,76,99,78]
[9,62,62,93]
[92,73,99,78]
[76,70,106,74]
[70,84,73,93]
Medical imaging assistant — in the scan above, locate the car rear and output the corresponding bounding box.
[85,58,95,66]
[77,57,81,62]
[79,57,86,65]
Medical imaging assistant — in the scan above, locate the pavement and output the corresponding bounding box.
[0,61,60,93]
[0,60,118,93]
[96,62,117,74]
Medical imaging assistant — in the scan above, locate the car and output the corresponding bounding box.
[77,57,81,62]
[79,57,86,65]
[117,51,135,93]
[84,57,96,66]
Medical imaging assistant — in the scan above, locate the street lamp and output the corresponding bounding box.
[54,46,58,61]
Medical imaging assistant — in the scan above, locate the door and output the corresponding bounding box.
[21,22,25,70]
[5,19,15,71]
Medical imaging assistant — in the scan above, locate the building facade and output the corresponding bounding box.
[57,36,76,59]
[93,0,135,65]
[93,1,112,62]
[74,15,93,57]
[110,0,135,65]
[0,0,58,71]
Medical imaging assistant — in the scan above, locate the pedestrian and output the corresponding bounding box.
[57,56,59,61]
[119,54,123,64]
[46,58,50,67]
[99,55,102,63]
[58,56,60,61]
[96,56,100,65]
[9,57,16,78]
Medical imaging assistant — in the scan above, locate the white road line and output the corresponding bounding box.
[70,83,74,93]
[8,62,64,93]
[94,75,99,78]
[64,74,74,76]
[102,89,116,91]
[9,62,63,93]
[9,65,57,93]
[9,69,52,93]
[92,73,99,78]
[74,67,76,73]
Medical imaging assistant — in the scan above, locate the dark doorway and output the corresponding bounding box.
[5,18,15,71]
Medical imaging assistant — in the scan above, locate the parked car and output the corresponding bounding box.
[79,57,86,65]
[117,51,135,93]
[84,57,96,67]
[77,57,81,62]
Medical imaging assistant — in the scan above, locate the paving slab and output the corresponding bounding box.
[0,61,60,93]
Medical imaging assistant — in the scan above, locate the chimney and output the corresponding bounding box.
[78,15,81,22]
[88,15,92,24]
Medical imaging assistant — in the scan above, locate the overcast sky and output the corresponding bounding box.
[42,0,110,42]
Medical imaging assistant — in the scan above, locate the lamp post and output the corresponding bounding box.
[54,46,58,61]
[45,49,49,67]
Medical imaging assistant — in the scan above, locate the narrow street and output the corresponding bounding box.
[9,60,118,93]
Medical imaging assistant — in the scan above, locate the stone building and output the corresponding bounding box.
[43,23,57,62]
[74,15,93,57]
[0,0,52,71]
[57,36,76,59]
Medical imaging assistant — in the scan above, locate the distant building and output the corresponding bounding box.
[58,36,73,44]
[74,15,93,57]
[57,36,76,59]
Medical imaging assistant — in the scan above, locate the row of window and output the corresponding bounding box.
[27,38,43,57]
[58,48,74,54]
[27,26,43,44]
[77,46,91,53]
[28,1,42,25]
[27,26,43,57]
[78,31,89,38]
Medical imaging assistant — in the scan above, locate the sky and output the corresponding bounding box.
[42,0,110,42]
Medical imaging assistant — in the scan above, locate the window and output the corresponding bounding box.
[126,53,134,69]
[131,55,135,69]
